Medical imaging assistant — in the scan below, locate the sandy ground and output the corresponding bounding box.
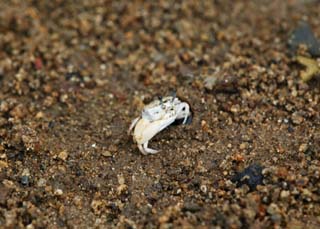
[0,0,320,228]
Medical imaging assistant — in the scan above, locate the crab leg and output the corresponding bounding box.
[127,117,140,135]
[138,141,159,155]
[182,105,190,124]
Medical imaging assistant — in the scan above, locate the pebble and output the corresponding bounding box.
[291,112,304,125]
[204,75,218,90]
[267,203,282,223]
[35,111,45,119]
[302,189,313,198]
[280,190,290,200]
[37,178,46,187]
[101,151,112,157]
[239,143,247,150]
[288,21,320,57]
[200,185,207,193]
[0,160,8,171]
[73,195,83,208]
[182,202,201,213]
[58,151,68,161]
[54,189,63,196]
[298,143,308,153]
[20,175,30,186]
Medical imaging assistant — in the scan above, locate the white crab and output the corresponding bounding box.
[128,95,191,155]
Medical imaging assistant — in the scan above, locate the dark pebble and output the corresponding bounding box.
[65,71,83,82]
[48,121,55,129]
[182,202,202,213]
[287,126,294,133]
[288,21,320,57]
[231,164,264,191]
[21,175,30,186]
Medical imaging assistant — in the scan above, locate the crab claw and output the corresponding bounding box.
[133,118,173,155]
[138,142,160,155]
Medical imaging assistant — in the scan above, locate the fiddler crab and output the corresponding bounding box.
[128,94,192,155]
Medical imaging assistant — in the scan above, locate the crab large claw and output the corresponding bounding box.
[130,117,176,155]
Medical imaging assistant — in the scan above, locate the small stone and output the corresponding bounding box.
[291,112,304,125]
[200,185,207,193]
[280,190,290,199]
[26,224,35,229]
[299,143,308,153]
[204,71,238,93]
[0,101,9,112]
[116,174,127,194]
[0,160,8,171]
[91,199,104,214]
[182,202,201,212]
[101,151,112,157]
[73,195,83,208]
[37,178,46,187]
[267,203,282,223]
[4,210,17,227]
[60,94,68,103]
[9,104,27,119]
[179,65,194,82]
[239,143,247,150]
[22,168,30,176]
[302,188,312,198]
[108,144,118,152]
[2,179,15,188]
[230,105,240,113]
[296,55,320,82]
[117,185,127,195]
[231,164,264,191]
[54,188,63,196]
[267,203,280,215]
[200,120,211,133]
[58,150,68,161]
[288,21,320,57]
[20,175,29,186]
[204,75,218,90]
[243,208,257,221]
[232,154,245,162]
[118,174,125,185]
[35,111,45,119]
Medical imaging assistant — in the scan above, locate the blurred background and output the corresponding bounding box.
[0,0,319,228]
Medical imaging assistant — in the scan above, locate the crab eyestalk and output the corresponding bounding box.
[170,90,176,101]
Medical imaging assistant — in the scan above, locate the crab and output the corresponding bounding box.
[128,95,191,155]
